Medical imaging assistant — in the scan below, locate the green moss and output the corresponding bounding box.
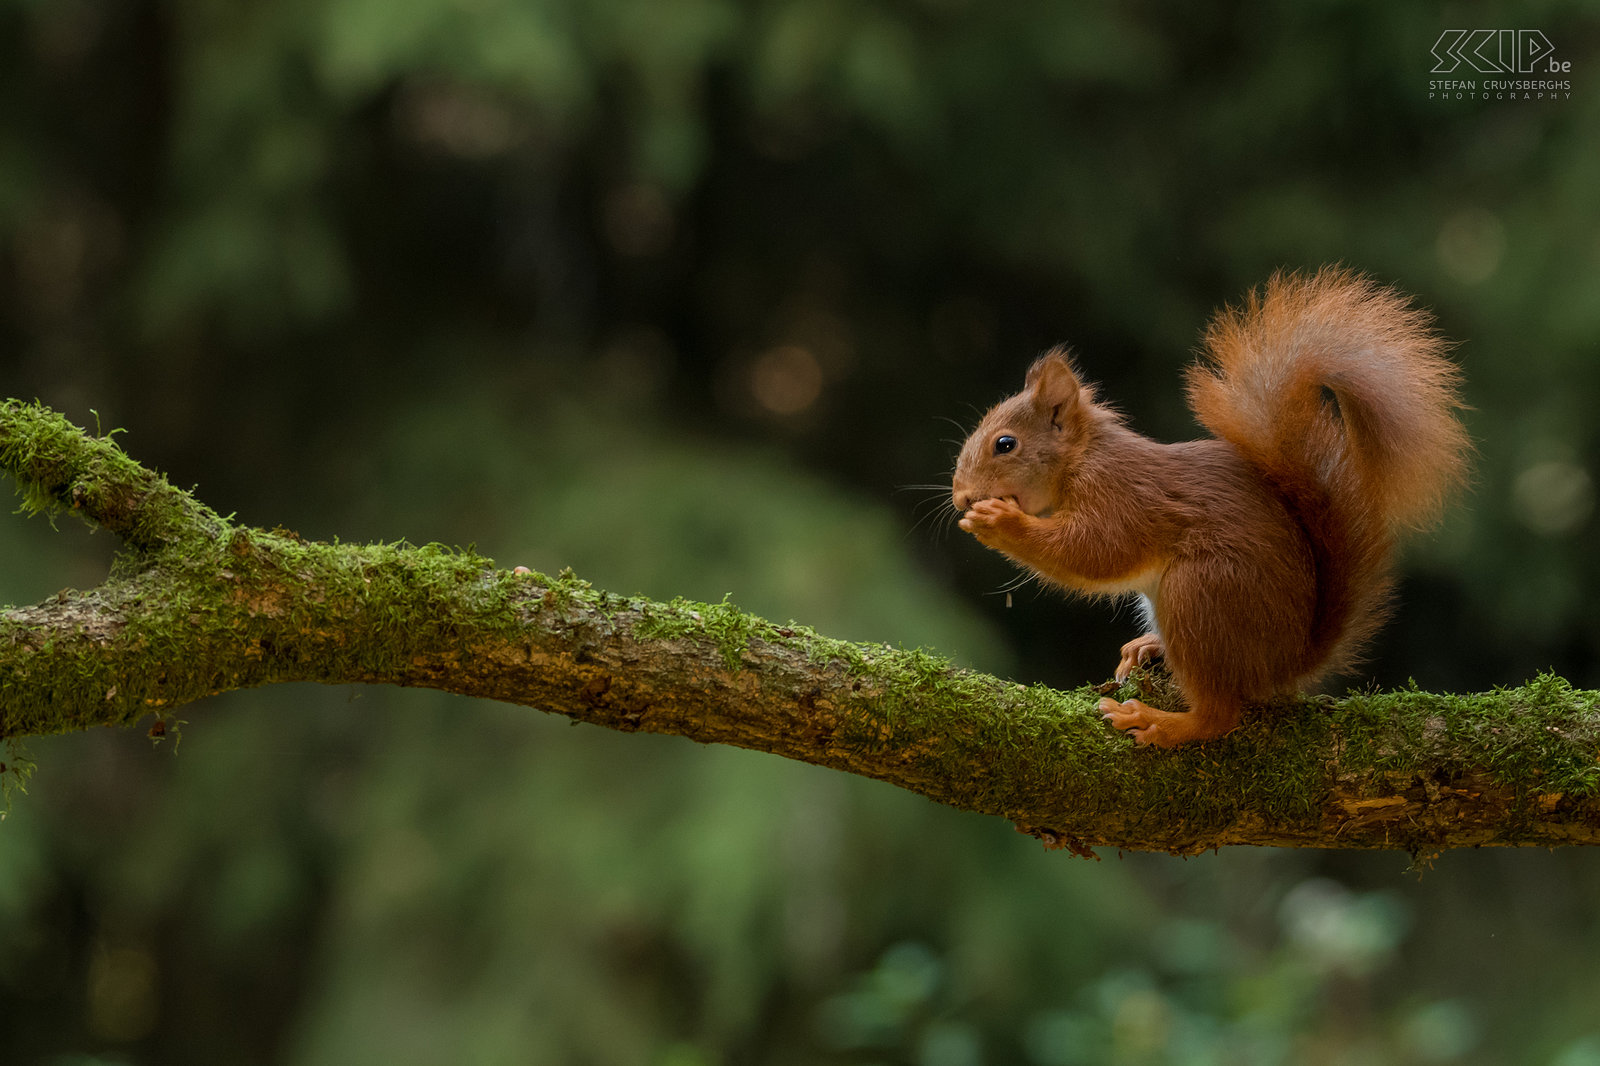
[0,738,36,820]
[633,592,768,669]
[147,714,187,749]
[780,655,1600,845]
[1324,673,1600,808]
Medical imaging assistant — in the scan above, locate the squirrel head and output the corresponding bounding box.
[952,348,1096,516]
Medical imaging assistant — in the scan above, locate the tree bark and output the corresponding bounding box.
[2,400,1597,856]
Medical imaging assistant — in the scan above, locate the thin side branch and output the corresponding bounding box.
[0,400,226,549]
[2,401,1598,856]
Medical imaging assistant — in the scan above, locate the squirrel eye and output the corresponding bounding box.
[993,434,1018,455]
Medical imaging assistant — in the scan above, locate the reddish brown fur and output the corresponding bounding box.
[952,268,1470,747]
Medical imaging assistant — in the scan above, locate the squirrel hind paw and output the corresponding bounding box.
[1098,697,1231,748]
[1099,697,1166,746]
[1113,634,1165,681]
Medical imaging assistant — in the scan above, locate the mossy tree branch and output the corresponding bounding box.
[2,399,1598,856]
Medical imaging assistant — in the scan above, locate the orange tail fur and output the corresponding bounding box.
[1185,267,1471,675]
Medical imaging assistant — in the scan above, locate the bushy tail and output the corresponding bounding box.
[1186,267,1471,674]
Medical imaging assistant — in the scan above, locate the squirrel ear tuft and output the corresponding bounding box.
[1026,348,1082,425]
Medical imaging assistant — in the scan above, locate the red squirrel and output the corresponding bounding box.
[952,268,1470,747]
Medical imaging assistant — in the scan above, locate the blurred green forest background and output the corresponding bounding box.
[1,0,1598,1063]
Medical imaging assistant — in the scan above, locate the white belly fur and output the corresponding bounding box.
[1066,565,1164,634]
[1071,564,1163,601]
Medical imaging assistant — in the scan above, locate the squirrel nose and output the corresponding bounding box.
[953,491,973,511]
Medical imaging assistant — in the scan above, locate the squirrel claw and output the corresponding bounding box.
[1099,696,1174,747]
[1100,696,1232,748]
[1114,633,1165,681]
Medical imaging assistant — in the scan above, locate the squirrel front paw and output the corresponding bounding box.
[958,496,1028,550]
